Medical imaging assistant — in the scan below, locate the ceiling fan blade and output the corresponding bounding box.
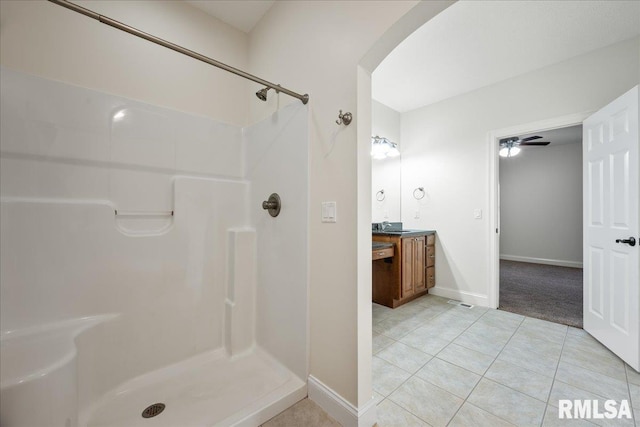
[519,141,550,146]
[520,135,543,142]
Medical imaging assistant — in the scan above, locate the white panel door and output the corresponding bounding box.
[583,86,639,371]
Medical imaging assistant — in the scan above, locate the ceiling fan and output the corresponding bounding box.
[499,135,550,157]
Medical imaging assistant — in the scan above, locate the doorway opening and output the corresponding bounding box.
[497,124,584,327]
[490,117,590,328]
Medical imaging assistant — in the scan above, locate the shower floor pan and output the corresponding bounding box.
[84,348,306,427]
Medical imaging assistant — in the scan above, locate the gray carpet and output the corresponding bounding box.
[499,260,583,328]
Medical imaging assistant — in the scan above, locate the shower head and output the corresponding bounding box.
[255,85,281,102]
[256,87,270,101]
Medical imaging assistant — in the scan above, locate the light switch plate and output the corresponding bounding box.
[321,202,337,223]
[474,209,482,219]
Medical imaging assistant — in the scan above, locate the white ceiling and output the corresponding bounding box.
[184,0,275,33]
[373,1,640,113]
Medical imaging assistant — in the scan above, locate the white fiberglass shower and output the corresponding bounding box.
[0,67,309,426]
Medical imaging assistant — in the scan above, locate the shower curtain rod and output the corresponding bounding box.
[48,0,309,105]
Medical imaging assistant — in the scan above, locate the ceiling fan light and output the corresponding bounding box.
[499,145,521,157]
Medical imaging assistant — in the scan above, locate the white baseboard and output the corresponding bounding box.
[428,287,489,307]
[500,254,583,269]
[308,375,377,427]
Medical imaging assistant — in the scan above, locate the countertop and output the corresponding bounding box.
[372,229,436,238]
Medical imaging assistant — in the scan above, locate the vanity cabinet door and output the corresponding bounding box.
[401,236,426,297]
[413,237,426,292]
[401,238,415,298]
[426,245,435,267]
[425,235,436,289]
[427,266,436,289]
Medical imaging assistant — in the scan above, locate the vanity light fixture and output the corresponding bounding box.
[371,136,400,160]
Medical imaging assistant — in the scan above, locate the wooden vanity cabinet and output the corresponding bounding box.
[373,232,435,308]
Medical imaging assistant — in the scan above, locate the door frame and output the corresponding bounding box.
[487,111,595,309]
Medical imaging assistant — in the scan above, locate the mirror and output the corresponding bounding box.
[371,100,402,223]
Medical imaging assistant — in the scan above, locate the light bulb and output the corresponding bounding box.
[371,136,399,159]
[499,146,521,157]
[387,144,400,157]
[371,141,387,159]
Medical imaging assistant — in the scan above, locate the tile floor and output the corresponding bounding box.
[264,294,639,426]
[373,294,640,427]
[261,398,340,427]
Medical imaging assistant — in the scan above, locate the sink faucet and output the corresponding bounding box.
[381,221,391,231]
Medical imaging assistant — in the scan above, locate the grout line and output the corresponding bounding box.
[559,338,632,384]
[374,296,598,427]
[548,326,569,399]
[539,324,569,427]
[623,364,637,425]
[376,298,461,423]
[375,295,638,427]
[444,309,524,427]
[423,306,498,424]
[373,304,453,408]
[450,313,589,424]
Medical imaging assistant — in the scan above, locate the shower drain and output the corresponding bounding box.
[141,403,166,419]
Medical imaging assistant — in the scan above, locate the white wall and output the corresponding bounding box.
[500,141,583,267]
[372,100,402,223]
[400,37,639,306]
[245,103,309,380]
[248,0,441,409]
[0,0,249,126]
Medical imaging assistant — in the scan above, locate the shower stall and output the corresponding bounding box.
[0,63,309,426]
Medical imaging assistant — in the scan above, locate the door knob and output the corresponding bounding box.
[615,237,636,247]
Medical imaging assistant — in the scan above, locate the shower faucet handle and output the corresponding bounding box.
[262,193,281,217]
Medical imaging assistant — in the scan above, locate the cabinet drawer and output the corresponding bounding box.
[426,266,435,288]
[426,245,435,267]
[426,234,435,246]
[372,247,394,261]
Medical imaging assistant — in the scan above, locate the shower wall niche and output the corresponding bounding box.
[0,67,309,427]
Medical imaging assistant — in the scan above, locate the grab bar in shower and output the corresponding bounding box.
[114,210,174,217]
